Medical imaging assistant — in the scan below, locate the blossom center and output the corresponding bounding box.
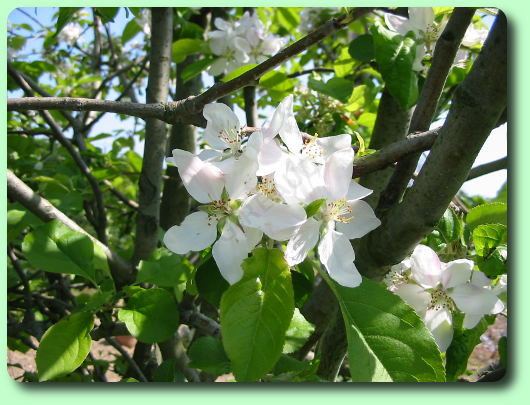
[219,126,243,155]
[203,199,232,223]
[383,268,410,289]
[422,23,440,46]
[324,199,352,223]
[301,137,324,160]
[256,176,279,200]
[428,287,454,311]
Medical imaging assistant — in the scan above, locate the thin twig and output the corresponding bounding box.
[466,157,507,181]
[105,337,149,382]
[7,8,374,128]
[8,64,109,244]
[287,67,334,78]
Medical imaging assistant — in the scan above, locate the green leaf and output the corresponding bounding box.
[22,221,98,283]
[477,245,507,277]
[221,64,258,82]
[473,224,507,257]
[136,249,190,287]
[118,287,179,343]
[55,7,82,36]
[345,84,370,112]
[153,359,184,382]
[304,198,326,218]
[188,337,231,376]
[348,34,375,62]
[308,77,354,103]
[180,57,214,83]
[334,47,357,77]
[121,19,141,44]
[276,7,301,32]
[94,7,119,23]
[172,38,205,63]
[371,23,418,109]
[445,314,495,381]
[437,207,463,243]
[323,276,445,382]
[259,70,294,92]
[220,248,295,381]
[283,308,315,354]
[195,255,229,307]
[466,202,507,230]
[36,312,94,381]
[7,207,40,243]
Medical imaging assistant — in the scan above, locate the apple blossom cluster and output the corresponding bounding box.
[207,11,283,76]
[384,244,506,352]
[384,7,489,71]
[163,95,381,288]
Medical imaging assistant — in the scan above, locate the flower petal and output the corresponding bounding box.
[448,284,504,315]
[335,200,381,239]
[318,229,362,288]
[224,156,258,200]
[408,7,434,32]
[410,244,443,288]
[203,103,240,150]
[242,225,263,251]
[256,137,285,176]
[212,220,249,284]
[163,211,217,254]
[238,194,307,241]
[324,148,354,200]
[316,134,352,159]
[424,307,453,353]
[168,149,224,203]
[285,217,321,266]
[346,180,373,201]
[384,12,410,35]
[209,57,228,76]
[470,270,492,288]
[262,95,303,154]
[441,259,474,289]
[393,283,431,313]
[275,154,326,205]
[462,314,483,329]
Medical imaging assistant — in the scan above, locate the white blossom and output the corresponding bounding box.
[207,11,282,76]
[387,244,505,352]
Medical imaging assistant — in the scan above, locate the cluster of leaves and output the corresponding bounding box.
[7,7,505,383]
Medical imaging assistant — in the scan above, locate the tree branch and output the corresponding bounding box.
[7,8,374,128]
[358,88,412,208]
[132,8,174,264]
[361,11,507,276]
[8,65,109,243]
[466,157,507,181]
[377,8,477,213]
[7,169,132,287]
[287,67,334,78]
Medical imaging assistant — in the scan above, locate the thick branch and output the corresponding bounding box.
[7,96,176,124]
[7,170,132,287]
[133,8,174,263]
[363,12,507,275]
[358,88,412,208]
[377,8,477,212]
[353,128,439,177]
